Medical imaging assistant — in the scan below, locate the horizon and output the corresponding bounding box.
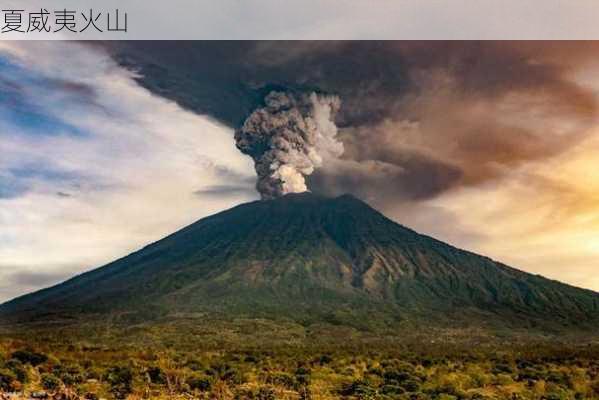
[2,41,599,302]
[2,190,598,308]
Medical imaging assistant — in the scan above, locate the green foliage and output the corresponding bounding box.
[11,349,48,366]
[0,368,16,391]
[341,379,377,397]
[206,362,243,384]
[1,334,599,400]
[146,365,166,384]
[256,386,276,400]
[54,363,85,386]
[104,366,133,398]
[5,358,28,383]
[41,372,61,390]
[186,372,212,391]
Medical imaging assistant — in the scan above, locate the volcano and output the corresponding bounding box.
[1,193,598,333]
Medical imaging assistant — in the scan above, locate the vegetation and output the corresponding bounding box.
[0,328,598,399]
[1,195,598,399]
[3,194,598,335]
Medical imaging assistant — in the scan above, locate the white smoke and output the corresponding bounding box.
[235,91,343,199]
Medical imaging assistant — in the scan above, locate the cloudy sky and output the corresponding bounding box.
[1,41,599,302]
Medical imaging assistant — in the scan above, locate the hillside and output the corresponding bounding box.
[1,193,598,333]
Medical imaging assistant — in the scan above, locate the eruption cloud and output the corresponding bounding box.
[235,91,343,199]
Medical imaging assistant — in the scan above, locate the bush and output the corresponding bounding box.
[187,373,212,392]
[207,362,243,384]
[266,371,295,389]
[85,367,102,380]
[147,366,166,384]
[41,373,61,391]
[0,368,16,391]
[5,359,28,383]
[492,363,514,374]
[256,386,276,400]
[317,354,333,365]
[381,384,406,395]
[52,363,84,386]
[295,366,311,388]
[401,378,421,392]
[11,349,47,366]
[61,372,84,386]
[186,359,204,371]
[105,366,133,398]
[383,369,412,383]
[340,379,376,396]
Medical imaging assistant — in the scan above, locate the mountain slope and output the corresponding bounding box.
[1,193,598,332]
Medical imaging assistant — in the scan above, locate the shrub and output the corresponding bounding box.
[61,372,84,386]
[381,384,405,395]
[244,355,258,363]
[383,369,412,383]
[41,373,61,391]
[266,371,295,389]
[518,367,546,382]
[85,367,102,380]
[492,363,513,374]
[295,366,311,388]
[207,362,243,384]
[5,359,28,383]
[55,364,84,386]
[317,354,333,365]
[546,370,571,387]
[340,379,376,396]
[186,359,204,371]
[401,379,421,392]
[0,368,16,391]
[256,386,276,400]
[147,366,166,384]
[187,373,212,392]
[11,349,48,366]
[105,366,133,398]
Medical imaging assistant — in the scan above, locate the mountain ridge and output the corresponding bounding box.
[2,192,598,333]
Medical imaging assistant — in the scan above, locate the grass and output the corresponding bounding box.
[0,320,598,399]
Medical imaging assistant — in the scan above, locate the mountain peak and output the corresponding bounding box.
[267,191,361,204]
[1,194,598,333]
[268,191,328,203]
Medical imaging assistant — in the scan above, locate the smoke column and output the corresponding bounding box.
[235,91,343,199]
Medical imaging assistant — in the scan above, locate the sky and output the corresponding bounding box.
[1,41,599,302]
[0,41,257,302]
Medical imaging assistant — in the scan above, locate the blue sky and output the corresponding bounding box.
[0,42,257,302]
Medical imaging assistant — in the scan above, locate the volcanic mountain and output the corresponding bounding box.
[1,193,598,333]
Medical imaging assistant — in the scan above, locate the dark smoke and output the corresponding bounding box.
[106,41,598,207]
[234,91,342,199]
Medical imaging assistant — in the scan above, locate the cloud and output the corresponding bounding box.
[410,128,599,291]
[194,184,256,197]
[105,42,599,204]
[4,269,72,287]
[0,42,256,303]
[0,264,78,302]
[94,41,599,292]
[3,40,599,300]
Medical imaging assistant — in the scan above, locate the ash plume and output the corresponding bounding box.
[235,91,343,199]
